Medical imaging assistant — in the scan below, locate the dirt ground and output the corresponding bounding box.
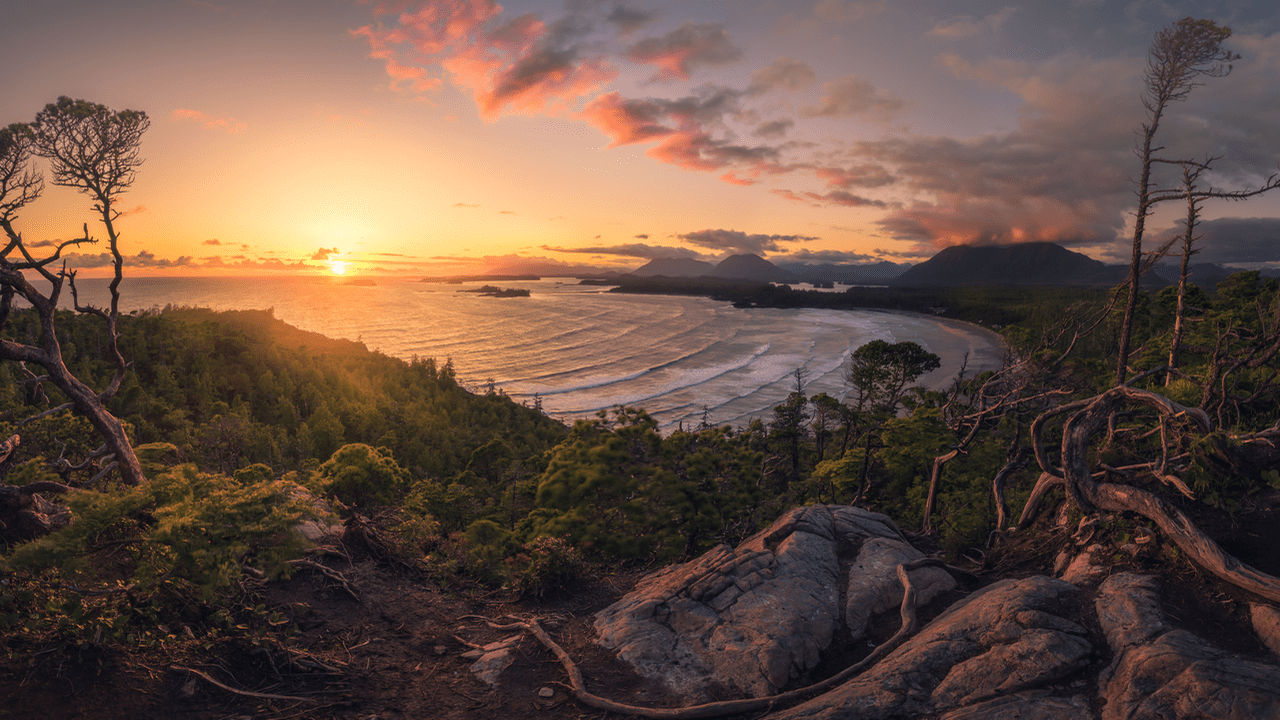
[4,491,1278,719]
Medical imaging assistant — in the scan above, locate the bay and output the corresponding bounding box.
[71,276,1005,430]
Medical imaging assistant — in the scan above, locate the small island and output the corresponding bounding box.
[459,285,531,298]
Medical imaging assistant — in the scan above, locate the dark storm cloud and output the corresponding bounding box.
[1151,217,1280,266]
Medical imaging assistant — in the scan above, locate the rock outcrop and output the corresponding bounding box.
[593,505,955,700]
[772,576,1093,719]
[1097,573,1280,720]
[592,505,1280,720]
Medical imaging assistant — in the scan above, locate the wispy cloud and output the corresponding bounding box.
[678,229,817,255]
[543,243,710,260]
[928,8,1017,38]
[800,74,908,122]
[626,22,741,82]
[354,1,616,119]
[747,57,815,95]
[605,3,657,35]
[172,108,247,134]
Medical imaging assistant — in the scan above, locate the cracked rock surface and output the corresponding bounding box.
[1096,573,1280,720]
[772,576,1092,719]
[592,505,954,700]
[594,506,1280,720]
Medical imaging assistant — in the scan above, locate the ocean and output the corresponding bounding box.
[70,276,1005,431]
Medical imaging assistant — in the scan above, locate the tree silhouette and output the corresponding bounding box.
[0,98,150,486]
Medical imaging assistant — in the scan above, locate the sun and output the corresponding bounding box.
[329,260,349,276]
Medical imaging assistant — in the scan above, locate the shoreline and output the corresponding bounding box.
[67,276,1012,428]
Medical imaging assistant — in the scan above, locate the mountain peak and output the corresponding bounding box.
[708,254,799,283]
[893,242,1122,287]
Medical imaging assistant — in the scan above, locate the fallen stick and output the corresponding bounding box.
[174,665,316,704]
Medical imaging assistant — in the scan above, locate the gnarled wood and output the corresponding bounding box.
[1015,472,1063,528]
[1058,386,1280,603]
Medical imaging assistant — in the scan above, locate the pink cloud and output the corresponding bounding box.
[772,188,820,206]
[172,108,247,134]
[355,1,616,120]
[579,92,750,173]
[578,92,675,146]
[720,172,756,186]
[805,190,889,208]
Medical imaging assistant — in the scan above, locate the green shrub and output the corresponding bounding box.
[508,536,586,599]
[1,465,313,649]
[317,443,409,509]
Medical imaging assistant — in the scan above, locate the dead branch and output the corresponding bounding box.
[287,559,359,601]
[991,429,1025,531]
[0,433,18,464]
[174,665,316,704]
[1015,472,1064,527]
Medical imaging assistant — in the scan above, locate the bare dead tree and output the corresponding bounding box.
[0,98,149,486]
[1166,161,1206,383]
[1114,17,1280,386]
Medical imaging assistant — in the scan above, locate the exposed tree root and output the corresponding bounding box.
[491,558,965,719]
[1044,386,1280,603]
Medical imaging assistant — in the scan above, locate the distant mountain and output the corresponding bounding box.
[893,242,1130,287]
[778,260,911,285]
[1148,262,1237,289]
[706,254,800,283]
[630,257,716,277]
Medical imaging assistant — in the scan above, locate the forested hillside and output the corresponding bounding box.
[3,271,1280,718]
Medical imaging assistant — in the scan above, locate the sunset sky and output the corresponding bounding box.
[3,0,1279,277]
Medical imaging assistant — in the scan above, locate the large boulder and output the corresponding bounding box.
[595,505,1280,719]
[771,576,1093,719]
[1097,573,1280,720]
[592,505,955,700]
